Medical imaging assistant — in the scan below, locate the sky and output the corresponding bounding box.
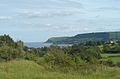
[0,0,120,42]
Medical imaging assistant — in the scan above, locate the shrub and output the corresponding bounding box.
[0,45,25,61]
[43,47,77,72]
[116,62,120,67]
[103,59,115,67]
[44,48,76,67]
[24,53,38,61]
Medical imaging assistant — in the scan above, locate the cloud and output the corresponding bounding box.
[17,8,83,19]
[50,0,83,8]
[0,16,12,21]
[98,7,120,11]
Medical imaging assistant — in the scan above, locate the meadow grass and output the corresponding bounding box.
[101,54,120,63]
[105,57,120,63]
[101,54,120,57]
[0,60,120,79]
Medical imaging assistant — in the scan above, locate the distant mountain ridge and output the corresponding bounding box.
[46,31,120,44]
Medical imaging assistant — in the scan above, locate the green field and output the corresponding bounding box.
[109,57,120,63]
[101,54,120,63]
[101,54,120,57]
[0,60,120,79]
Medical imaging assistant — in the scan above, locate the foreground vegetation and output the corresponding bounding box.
[0,34,120,79]
[0,60,120,79]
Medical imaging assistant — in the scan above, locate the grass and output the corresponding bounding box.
[101,54,120,63]
[103,57,120,63]
[110,57,120,63]
[0,60,120,79]
[101,54,120,57]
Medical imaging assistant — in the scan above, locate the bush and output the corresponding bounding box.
[43,47,77,72]
[102,59,115,67]
[116,62,120,67]
[69,46,101,63]
[24,53,38,61]
[44,48,76,67]
[0,45,25,61]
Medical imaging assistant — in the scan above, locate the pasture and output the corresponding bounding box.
[101,54,120,63]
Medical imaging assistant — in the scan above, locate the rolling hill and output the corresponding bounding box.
[46,31,120,44]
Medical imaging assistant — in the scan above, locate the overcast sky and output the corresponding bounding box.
[0,0,120,42]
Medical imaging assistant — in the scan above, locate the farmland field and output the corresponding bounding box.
[101,54,120,57]
[101,54,120,63]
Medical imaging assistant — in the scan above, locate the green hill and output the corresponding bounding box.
[46,32,120,44]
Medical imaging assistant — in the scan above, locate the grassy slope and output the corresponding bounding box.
[0,60,120,79]
[101,54,120,63]
[101,54,120,57]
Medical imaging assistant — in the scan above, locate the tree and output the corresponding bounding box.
[44,47,76,68]
[0,45,25,61]
[0,34,15,47]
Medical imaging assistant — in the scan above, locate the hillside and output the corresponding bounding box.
[46,32,120,44]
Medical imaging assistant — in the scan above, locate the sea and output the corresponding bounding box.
[24,42,72,48]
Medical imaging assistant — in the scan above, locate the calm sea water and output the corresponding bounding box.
[24,42,52,48]
[24,42,72,48]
